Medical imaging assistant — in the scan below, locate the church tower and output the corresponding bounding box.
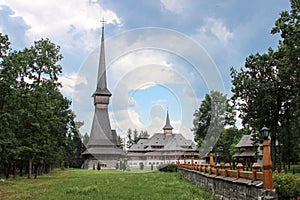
[163,110,173,134]
[82,21,125,169]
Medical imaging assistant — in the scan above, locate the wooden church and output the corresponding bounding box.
[82,22,125,169]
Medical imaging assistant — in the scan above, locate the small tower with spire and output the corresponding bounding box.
[163,110,173,135]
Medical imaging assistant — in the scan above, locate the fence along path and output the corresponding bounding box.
[177,159,263,181]
[177,158,278,200]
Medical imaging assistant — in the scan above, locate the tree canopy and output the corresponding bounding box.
[192,91,235,157]
[126,128,150,148]
[0,33,84,178]
[230,0,300,169]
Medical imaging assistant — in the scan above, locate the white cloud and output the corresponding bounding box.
[128,109,143,128]
[109,108,143,136]
[59,72,88,97]
[113,64,181,92]
[160,0,186,14]
[198,17,234,45]
[108,50,182,94]
[149,116,165,133]
[182,85,199,101]
[192,17,240,79]
[137,82,157,90]
[102,50,188,124]
[1,0,121,51]
[177,124,194,141]
[128,96,137,107]
[152,99,167,105]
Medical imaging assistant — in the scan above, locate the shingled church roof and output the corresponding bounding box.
[235,135,253,148]
[163,110,173,130]
[128,111,196,155]
[128,133,196,155]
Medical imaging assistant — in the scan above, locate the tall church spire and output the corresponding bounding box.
[93,19,111,97]
[163,110,173,134]
[89,19,113,145]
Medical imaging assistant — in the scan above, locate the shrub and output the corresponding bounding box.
[120,162,126,171]
[158,164,177,172]
[139,162,144,170]
[273,173,300,199]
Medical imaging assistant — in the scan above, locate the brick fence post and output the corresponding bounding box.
[210,153,214,174]
[252,163,260,181]
[225,163,230,176]
[237,163,243,178]
[216,163,221,176]
[200,164,204,172]
[205,163,208,173]
[262,139,274,189]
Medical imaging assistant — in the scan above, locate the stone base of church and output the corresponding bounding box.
[82,158,121,169]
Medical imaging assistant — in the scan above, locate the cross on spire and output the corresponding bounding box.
[100,18,106,28]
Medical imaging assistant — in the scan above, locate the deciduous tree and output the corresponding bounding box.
[230,0,300,169]
[192,91,235,156]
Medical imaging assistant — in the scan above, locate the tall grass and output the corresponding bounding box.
[0,169,215,200]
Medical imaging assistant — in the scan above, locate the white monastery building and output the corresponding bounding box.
[127,111,201,168]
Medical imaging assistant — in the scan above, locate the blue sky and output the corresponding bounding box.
[0,0,291,140]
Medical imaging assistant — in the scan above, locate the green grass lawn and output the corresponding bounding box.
[0,169,216,200]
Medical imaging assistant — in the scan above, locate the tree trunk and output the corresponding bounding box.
[38,165,43,176]
[270,96,282,171]
[34,164,38,179]
[271,128,276,170]
[5,163,11,179]
[45,164,49,174]
[12,162,16,178]
[28,158,32,179]
[19,161,23,177]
